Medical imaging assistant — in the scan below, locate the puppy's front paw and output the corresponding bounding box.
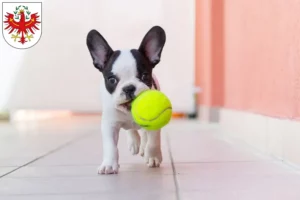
[98,161,119,175]
[127,131,140,155]
[129,143,139,155]
[144,145,162,168]
[139,146,145,157]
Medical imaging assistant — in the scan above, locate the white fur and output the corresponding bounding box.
[98,50,162,175]
[111,50,150,107]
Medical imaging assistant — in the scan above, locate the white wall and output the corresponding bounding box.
[0,0,43,111]
[0,36,24,110]
[1,0,195,113]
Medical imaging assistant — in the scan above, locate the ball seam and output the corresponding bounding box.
[136,107,172,122]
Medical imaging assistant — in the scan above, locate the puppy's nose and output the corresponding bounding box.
[123,85,136,96]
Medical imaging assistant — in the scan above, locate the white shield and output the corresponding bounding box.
[2,2,42,49]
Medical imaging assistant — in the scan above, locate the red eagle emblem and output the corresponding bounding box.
[3,6,40,44]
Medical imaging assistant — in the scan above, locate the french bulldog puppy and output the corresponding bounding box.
[86,26,166,174]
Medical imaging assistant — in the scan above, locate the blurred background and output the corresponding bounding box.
[0,0,196,119]
[1,0,300,167]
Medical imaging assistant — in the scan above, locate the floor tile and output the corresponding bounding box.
[0,117,94,167]
[1,192,177,200]
[0,173,175,195]
[1,116,300,200]
[31,130,171,166]
[175,162,300,199]
[181,190,300,200]
[0,167,16,177]
[7,164,173,178]
[167,129,268,163]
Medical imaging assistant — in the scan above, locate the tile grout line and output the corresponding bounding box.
[0,132,95,179]
[0,160,272,168]
[166,131,182,200]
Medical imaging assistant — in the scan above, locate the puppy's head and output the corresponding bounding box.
[86,26,166,112]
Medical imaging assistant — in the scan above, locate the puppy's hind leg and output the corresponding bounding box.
[127,130,140,155]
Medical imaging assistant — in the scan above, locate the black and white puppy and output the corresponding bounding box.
[86,26,166,174]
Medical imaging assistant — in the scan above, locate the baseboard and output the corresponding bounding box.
[10,110,72,121]
[199,106,300,168]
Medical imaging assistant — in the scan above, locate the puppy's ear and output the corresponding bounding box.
[138,26,166,67]
[86,29,113,72]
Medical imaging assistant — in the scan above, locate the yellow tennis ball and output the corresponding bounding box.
[131,90,172,131]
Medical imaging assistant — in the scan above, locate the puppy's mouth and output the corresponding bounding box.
[119,99,134,111]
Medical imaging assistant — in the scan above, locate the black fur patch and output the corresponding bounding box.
[102,50,121,94]
[130,49,153,88]
[152,78,158,90]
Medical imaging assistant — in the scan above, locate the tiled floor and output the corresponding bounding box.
[0,115,300,200]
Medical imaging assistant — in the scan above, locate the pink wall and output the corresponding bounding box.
[196,0,300,119]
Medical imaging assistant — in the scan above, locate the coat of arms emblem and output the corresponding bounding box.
[2,2,42,49]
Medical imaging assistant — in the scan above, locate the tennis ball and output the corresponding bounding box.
[131,90,172,131]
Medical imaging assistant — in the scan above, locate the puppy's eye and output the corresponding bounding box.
[141,74,150,81]
[108,77,117,85]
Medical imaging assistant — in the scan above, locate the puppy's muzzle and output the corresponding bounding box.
[123,84,136,100]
